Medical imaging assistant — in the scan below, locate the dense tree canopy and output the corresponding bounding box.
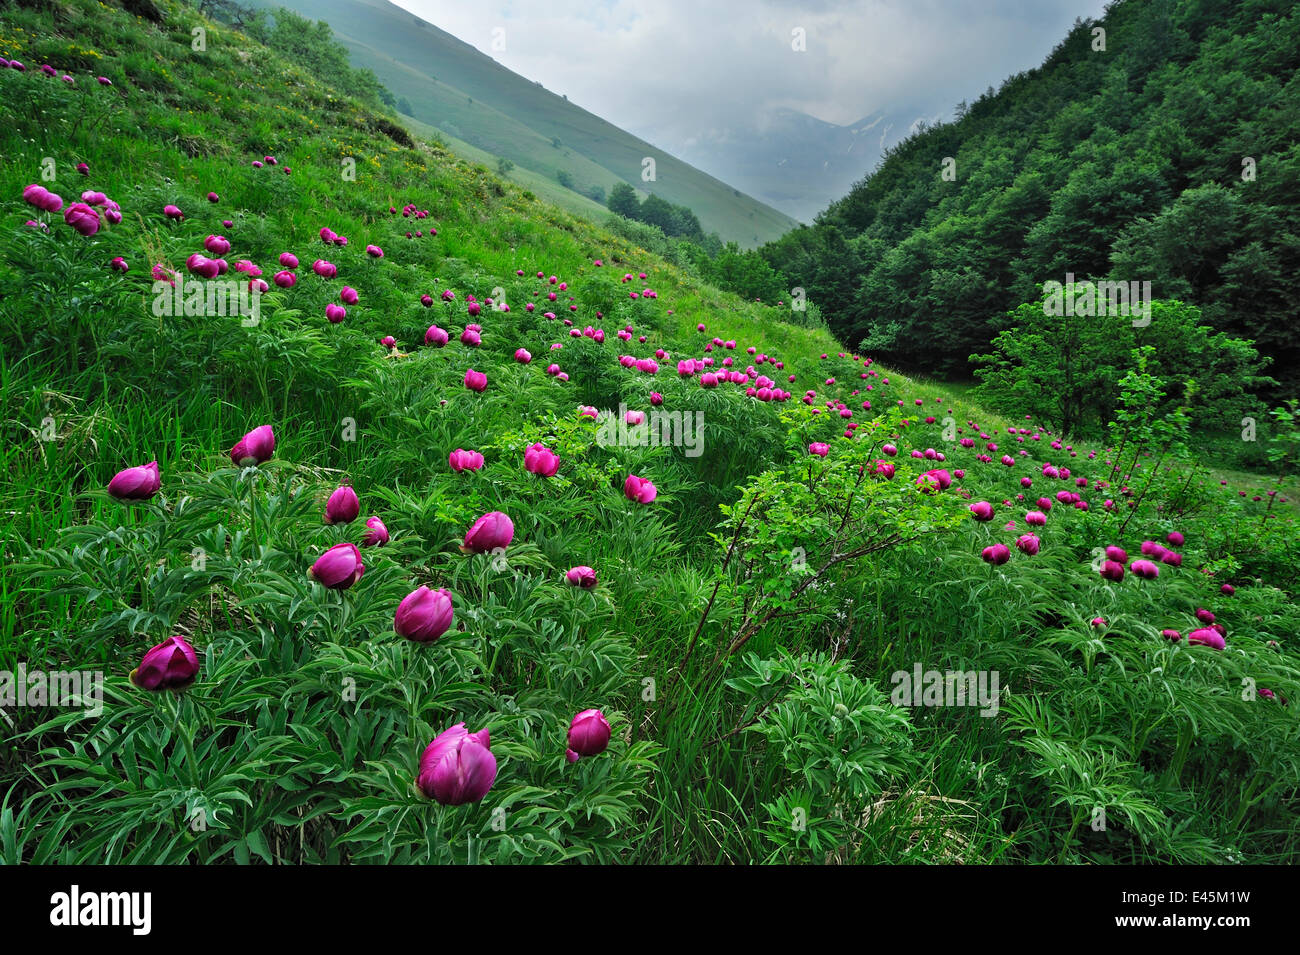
[760,0,1300,401]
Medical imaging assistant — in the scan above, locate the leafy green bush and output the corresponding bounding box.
[971,295,1271,437]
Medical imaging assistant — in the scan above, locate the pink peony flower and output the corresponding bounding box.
[63,202,100,236]
[1188,628,1225,650]
[308,542,365,590]
[1015,533,1040,555]
[449,449,485,472]
[524,443,561,478]
[565,565,597,589]
[229,425,275,467]
[981,543,1011,566]
[462,511,514,553]
[1130,559,1160,580]
[394,586,454,643]
[565,708,612,762]
[107,461,160,500]
[416,723,497,805]
[624,474,657,504]
[323,485,360,525]
[362,516,389,546]
[130,636,199,691]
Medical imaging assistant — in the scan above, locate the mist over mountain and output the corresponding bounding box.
[657,106,940,222]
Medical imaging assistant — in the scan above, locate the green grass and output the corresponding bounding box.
[0,0,1297,866]
[398,114,614,226]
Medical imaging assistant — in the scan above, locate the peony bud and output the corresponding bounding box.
[108,461,160,500]
[323,485,360,525]
[394,586,454,643]
[565,708,612,762]
[1015,533,1040,555]
[565,565,597,589]
[129,636,199,691]
[981,543,1011,566]
[463,511,514,553]
[362,515,389,546]
[308,542,365,590]
[229,425,275,467]
[624,474,657,503]
[1188,627,1225,650]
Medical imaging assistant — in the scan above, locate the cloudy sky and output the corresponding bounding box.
[387,0,1111,144]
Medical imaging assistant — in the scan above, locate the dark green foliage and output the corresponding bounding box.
[971,295,1274,437]
[761,0,1300,399]
[606,182,640,219]
[606,185,705,242]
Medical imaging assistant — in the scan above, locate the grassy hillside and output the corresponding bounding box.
[1,0,1297,866]
[398,113,614,225]
[247,0,799,247]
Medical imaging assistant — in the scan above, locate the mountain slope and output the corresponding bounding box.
[760,0,1300,397]
[249,0,799,246]
[667,107,934,223]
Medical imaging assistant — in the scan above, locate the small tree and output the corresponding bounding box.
[607,182,641,220]
[971,290,1272,438]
